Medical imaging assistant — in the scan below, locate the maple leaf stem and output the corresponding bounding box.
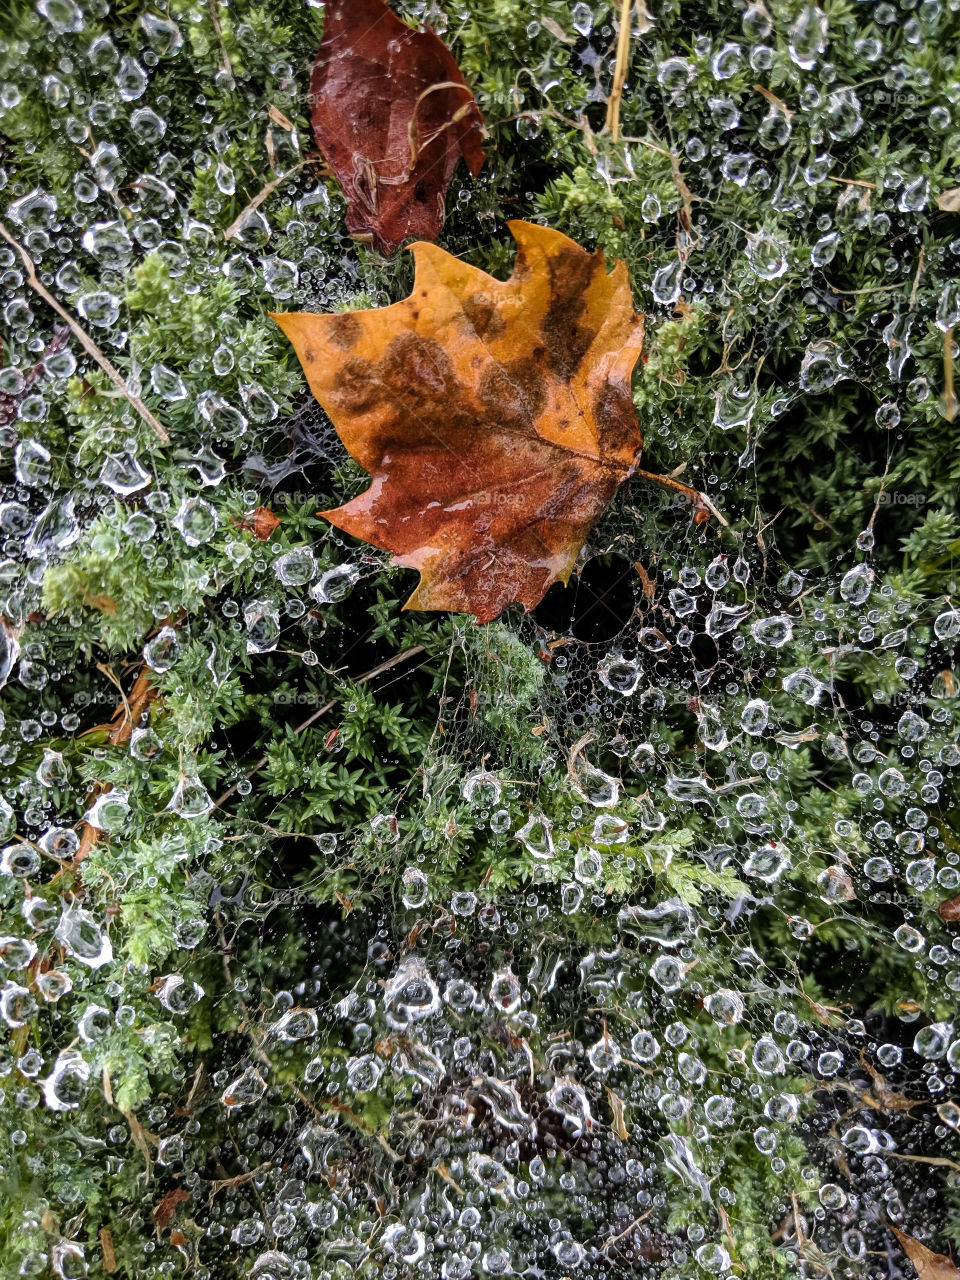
[0,220,171,445]
[631,466,724,526]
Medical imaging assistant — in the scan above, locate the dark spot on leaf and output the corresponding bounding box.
[594,379,642,460]
[477,357,544,432]
[541,246,599,376]
[330,358,383,413]
[380,332,454,402]
[462,295,506,341]
[327,312,362,350]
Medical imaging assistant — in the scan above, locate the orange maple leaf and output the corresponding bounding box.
[272,221,708,623]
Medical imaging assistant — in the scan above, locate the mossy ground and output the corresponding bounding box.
[1,0,959,1276]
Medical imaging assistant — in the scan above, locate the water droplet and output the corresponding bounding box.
[799,339,846,392]
[839,562,874,605]
[174,496,218,546]
[651,257,684,305]
[571,2,593,36]
[788,6,829,69]
[745,230,789,279]
[55,905,113,968]
[311,563,360,604]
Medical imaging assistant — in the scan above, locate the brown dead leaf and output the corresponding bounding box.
[100,1228,116,1273]
[938,892,960,923]
[605,1086,630,1141]
[273,222,708,622]
[232,506,281,540]
[890,1224,960,1280]
[937,188,960,212]
[309,0,484,253]
[153,1188,190,1233]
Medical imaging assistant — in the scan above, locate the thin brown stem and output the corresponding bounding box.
[793,496,842,537]
[632,467,724,525]
[223,158,315,242]
[605,0,632,143]
[944,325,956,423]
[908,245,925,309]
[826,175,876,189]
[0,221,170,444]
[207,0,234,80]
[214,643,426,808]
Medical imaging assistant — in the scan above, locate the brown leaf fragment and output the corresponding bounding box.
[890,1225,960,1280]
[606,1086,630,1141]
[273,222,709,623]
[754,82,795,119]
[632,0,655,36]
[937,187,960,212]
[153,1188,190,1234]
[539,15,576,43]
[858,1054,922,1113]
[862,1088,923,1114]
[107,666,156,747]
[232,506,281,540]
[268,103,295,132]
[799,988,846,1025]
[308,0,484,253]
[634,560,656,600]
[100,1228,116,1273]
[82,589,118,614]
[938,892,960,923]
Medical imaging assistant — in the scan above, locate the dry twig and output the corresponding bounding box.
[605,0,633,143]
[0,221,171,444]
[223,159,316,242]
[215,644,426,807]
